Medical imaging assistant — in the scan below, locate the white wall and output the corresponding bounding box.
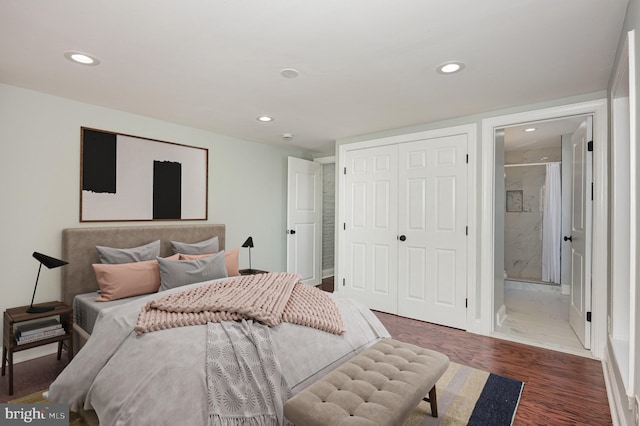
[0,83,309,362]
[609,0,640,423]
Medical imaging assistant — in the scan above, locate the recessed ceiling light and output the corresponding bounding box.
[64,51,100,66]
[257,116,274,122]
[280,68,299,79]
[437,61,465,74]
[524,127,536,132]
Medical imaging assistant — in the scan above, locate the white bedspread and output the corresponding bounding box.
[48,279,390,426]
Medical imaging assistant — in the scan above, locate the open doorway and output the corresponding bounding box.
[493,116,592,356]
[480,99,607,359]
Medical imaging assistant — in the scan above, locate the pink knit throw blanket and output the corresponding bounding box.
[134,272,344,335]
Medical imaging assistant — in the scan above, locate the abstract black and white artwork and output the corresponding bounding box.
[80,127,208,222]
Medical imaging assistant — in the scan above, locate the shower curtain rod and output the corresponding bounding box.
[504,161,561,168]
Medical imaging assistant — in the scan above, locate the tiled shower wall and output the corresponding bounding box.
[504,147,561,281]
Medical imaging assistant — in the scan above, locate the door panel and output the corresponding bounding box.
[398,135,468,329]
[343,145,398,313]
[568,117,592,348]
[436,176,456,231]
[350,243,366,289]
[373,244,391,294]
[407,246,427,299]
[435,249,456,305]
[407,179,426,229]
[287,157,322,285]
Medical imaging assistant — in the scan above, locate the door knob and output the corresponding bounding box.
[398,235,407,241]
[563,235,572,242]
[287,229,296,235]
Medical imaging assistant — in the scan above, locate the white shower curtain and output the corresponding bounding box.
[542,162,561,283]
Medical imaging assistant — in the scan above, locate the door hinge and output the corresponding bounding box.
[586,312,592,322]
[343,278,346,287]
[587,141,593,152]
[344,167,347,175]
[465,226,468,236]
[343,223,346,230]
[466,154,469,163]
[591,182,593,201]
[465,298,468,308]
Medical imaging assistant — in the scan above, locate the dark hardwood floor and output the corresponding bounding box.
[376,311,611,425]
[1,276,612,425]
[0,352,69,403]
[322,276,611,425]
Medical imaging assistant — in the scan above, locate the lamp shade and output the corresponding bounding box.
[242,237,254,248]
[33,252,68,269]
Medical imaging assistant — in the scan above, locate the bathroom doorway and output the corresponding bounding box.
[494,116,592,356]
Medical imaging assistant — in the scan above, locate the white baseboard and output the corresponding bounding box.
[496,304,507,326]
[603,341,635,426]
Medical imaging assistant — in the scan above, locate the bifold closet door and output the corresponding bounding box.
[343,145,398,313]
[342,134,468,329]
[397,135,468,329]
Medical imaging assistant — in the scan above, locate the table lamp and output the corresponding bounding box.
[242,237,254,272]
[28,252,68,314]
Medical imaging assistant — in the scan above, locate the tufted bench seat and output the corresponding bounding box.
[283,338,449,426]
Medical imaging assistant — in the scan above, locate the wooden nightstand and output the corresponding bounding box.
[2,301,73,395]
[239,269,269,275]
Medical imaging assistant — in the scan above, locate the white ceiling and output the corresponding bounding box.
[503,116,586,152]
[0,0,628,154]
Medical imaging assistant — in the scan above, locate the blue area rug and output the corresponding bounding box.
[404,362,524,425]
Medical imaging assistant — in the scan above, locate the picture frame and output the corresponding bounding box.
[506,190,523,212]
[80,127,208,222]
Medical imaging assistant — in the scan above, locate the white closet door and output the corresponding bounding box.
[397,135,468,329]
[343,145,398,313]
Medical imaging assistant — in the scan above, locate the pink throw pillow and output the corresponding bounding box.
[93,260,160,301]
[179,248,240,276]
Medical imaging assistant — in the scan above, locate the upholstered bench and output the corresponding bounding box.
[283,338,450,426]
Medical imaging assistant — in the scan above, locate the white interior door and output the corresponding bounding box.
[287,157,322,285]
[343,145,398,313]
[397,135,468,328]
[568,117,593,349]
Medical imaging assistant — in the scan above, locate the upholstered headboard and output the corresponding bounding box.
[61,224,225,306]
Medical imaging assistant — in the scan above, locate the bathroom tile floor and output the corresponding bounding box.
[493,280,593,357]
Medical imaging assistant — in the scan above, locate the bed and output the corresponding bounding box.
[48,224,390,425]
[60,225,229,348]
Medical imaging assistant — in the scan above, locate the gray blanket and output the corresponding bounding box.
[48,279,390,426]
[209,321,291,426]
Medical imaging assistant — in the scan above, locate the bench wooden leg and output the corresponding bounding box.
[422,385,438,418]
